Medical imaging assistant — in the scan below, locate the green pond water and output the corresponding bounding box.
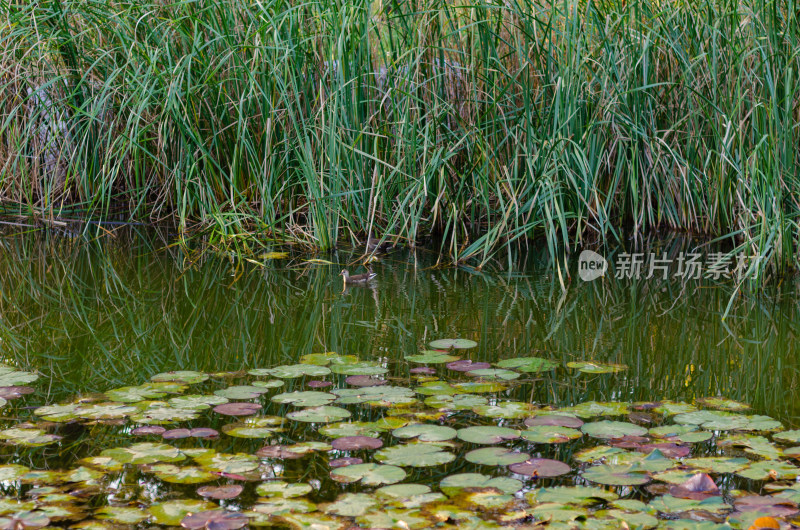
[0,229,799,529]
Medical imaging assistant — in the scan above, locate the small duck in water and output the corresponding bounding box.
[340,269,377,285]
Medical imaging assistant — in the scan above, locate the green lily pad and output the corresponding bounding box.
[195,452,259,474]
[376,484,432,498]
[266,364,332,378]
[392,424,457,442]
[582,464,651,486]
[251,379,284,389]
[648,494,730,515]
[453,381,507,393]
[375,443,456,467]
[319,421,382,438]
[0,428,60,447]
[221,416,284,438]
[465,447,530,466]
[527,486,619,506]
[774,430,800,444]
[683,456,750,474]
[429,339,478,349]
[415,381,459,396]
[214,385,269,400]
[582,420,648,439]
[522,425,583,444]
[496,356,559,373]
[329,362,388,376]
[272,391,337,407]
[100,442,184,465]
[105,383,182,403]
[457,426,521,444]
[94,506,149,524]
[472,401,533,419]
[151,371,209,385]
[424,394,488,410]
[0,367,38,387]
[567,361,626,374]
[33,403,79,422]
[330,463,407,485]
[323,493,378,517]
[334,386,416,406]
[406,353,460,364]
[574,445,628,463]
[168,394,229,410]
[145,464,217,484]
[736,460,800,480]
[440,473,522,496]
[148,499,218,526]
[256,481,313,498]
[287,406,351,423]
[563,401,631,418]
[76,402,139,420]
[299,352,359,366]
[467,368,520,380]
[131,403,200,424]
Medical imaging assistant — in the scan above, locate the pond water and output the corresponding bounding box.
[0,229,799,528]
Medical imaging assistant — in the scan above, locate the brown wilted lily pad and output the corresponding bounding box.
[0,386,35,399]
[256,445,305,459]
[331,436,384,451]
[508,458,571,478]
[181,510,249,529]
[670,473,720,499]
[734,495,799,517]
[213,402,262,416]
[329,457,363,468]
[524,415,584,429]
[446,360,491,372]
[163,429,192,440]
[197,484,244,500]
[132,426,166,436]
[345,375,387,387]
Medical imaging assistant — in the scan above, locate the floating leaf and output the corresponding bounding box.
[272,391,336,407]
[467,368,520,381]
[581,464,650,486]
[195,453,259,474]
[331,436,383,451]
[214,385,268,400]
[737,460,800,481]
[428,339,477,349]
[472,401,533,419]
[330,463,406,485]
[497,356,558,373]
[457,426,520,444]
[424,394,488,411]
[148,500,218,526]
[375,443,455,467]
[145,464,217,484]
[446,360,491,372]
[181,510,249,530]
[406,353,460,364]
[0,428,60,447]
[221,416,284,438]
[323,493,378,517]
[197,485,244,500]
[265,364,332,378]
[527,486,618,506]
[94,506,149,524]
[287,406,351,423]
[465,447,530,466]
[440,473,522,495]
[696,397,750,411]
[509,458,571,478]
[582,420,648,439]
[567,361,626,374]
[256,481,313,498]
[334,386,416,406]
[151,371,208,385]
[213,402,262,416]
[330,362,388,376]
[522,425,583,444]
[525,414,584,429]
[0,368,38,387]
[563,401,630,418]
[100,443,184,465]
[392,424,457,442]
[168,394,228,410]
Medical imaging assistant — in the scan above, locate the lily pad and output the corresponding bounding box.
[266,364,331,378]
[100,443,185,465]
[272,391,336,407]
[145,464,217,484]
[440,473,522,495]
[151,371,209,385]
[446,360,491,372]
[472,401,533,419]
[330,463,407,485]
[582,420,648,439]
[524,414,584,428]
[214,385,268,400]
[213,402,262,416]
[457,426,521,444]
[197,485,244,500]
[181,511,249,530]
[581,464,651,486]
[287,406,351,423]
[406,353,460,364]
[497,356,559,373]
[428,338,478,349]
[522,425,583,444]
[195,453,259,474]
[148,500,218,526]
[424,394,488,410]
[331,436,384,451]
[392,424,457,442]
[509,458,571,478]
[256,481,313,498]
[567,361,627,374]
[329,362,388,376]
[467,368,520,380]
[375,443,455,467]
[465,447,530,466]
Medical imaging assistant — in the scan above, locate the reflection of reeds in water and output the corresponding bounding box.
[0,0,797,275]
[0,229,797,425]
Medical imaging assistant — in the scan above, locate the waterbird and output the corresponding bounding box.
[340,269,377,285]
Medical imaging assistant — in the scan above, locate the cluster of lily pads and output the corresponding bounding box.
[0,340,798,529]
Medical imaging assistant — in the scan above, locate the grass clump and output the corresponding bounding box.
[0,0,797,275]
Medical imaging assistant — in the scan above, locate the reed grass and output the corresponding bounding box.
[0,0,797,274]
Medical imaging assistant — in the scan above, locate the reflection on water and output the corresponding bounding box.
[0,228,797,423]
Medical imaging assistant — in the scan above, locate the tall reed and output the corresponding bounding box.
[0,0,797,275]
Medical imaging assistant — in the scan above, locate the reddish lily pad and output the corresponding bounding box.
[446,360,491,372]
[345,375,387,387]
[669,474,720,500]
[162,429,192,440]
[181,510,249,530]
[213,403,262,416]
[331,436,384,451]
[0,386,34,400]
[197,485,244,500]
[329,457,363,468]
[132,426,166,436]
[509,458,571,478]
[525,415,584,429]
